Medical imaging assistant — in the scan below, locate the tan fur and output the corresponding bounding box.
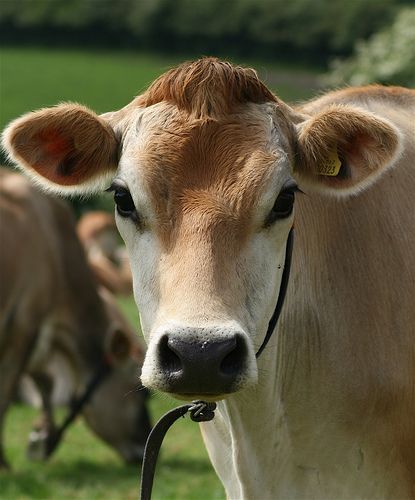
[295,85,415,195]
[300,84,415,111]
[2,104,118,189]
[138,110,280,250]
[77,211,116,242]
[2,59,415,496]
[136,57,277,119]
[77,211,133,294]
[296,104,401,192]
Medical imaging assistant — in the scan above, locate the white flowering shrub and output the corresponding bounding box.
[327,6,415,87]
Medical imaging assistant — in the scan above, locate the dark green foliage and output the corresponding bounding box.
[327,6,415,87]
[0,0,409,63]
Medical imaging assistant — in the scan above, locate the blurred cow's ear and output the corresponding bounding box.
[294,104,402,196]
[2,103,119,195]
[108,328,132,363]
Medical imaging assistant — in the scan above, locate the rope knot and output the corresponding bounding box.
[189,401,217,422]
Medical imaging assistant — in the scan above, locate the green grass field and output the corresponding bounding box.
[2,400,224,500]
[0,46,321,499]
[0,46,320,132]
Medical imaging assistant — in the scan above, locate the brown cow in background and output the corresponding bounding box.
[77,211,133,295]
[0,170,150,468]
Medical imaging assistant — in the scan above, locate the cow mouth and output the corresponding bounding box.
[169,392,227,402]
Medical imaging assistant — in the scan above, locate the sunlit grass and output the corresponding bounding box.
[1,46,320,132]
[2,400,224,499]
[0,48,181,129]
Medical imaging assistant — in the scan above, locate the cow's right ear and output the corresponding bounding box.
[2,103,119,194]
[108,328,132,363]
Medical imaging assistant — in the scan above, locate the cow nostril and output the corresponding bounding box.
[158,335,182,374]
[220,335,246,376]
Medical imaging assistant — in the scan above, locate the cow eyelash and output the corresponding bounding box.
[265,180,299,226]
[106,182,138,220]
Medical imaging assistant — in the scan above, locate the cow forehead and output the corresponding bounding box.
[119,102,291,246]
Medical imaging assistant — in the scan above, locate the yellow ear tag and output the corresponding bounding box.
[318,150,341,176]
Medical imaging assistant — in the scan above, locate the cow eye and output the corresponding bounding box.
[106,183,136,219]
[114,188,136,218]
[266,181,297,226]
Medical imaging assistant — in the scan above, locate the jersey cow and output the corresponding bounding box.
[77,211,133,295]
[0,171,150,468]
[2,58,415,498]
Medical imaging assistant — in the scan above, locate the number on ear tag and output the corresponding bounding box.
[318,150,341,176]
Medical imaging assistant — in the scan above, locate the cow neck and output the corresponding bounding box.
[255,226,294,358]
[201,363,290,498]
[69,289,108,373]
[56,208,108,374]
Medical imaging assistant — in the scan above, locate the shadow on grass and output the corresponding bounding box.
[0,457,213,498]
[161,456,214,474]
[0,459,139,497]
[0,470,50,498]
[47,459,139,484]
[3,402,221,498]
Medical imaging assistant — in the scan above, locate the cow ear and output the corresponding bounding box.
[295,105,402,196]
[108,328,132,363]
[2,103,119,195]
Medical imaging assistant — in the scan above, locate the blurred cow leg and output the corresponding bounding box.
[0,320,40,468]
[26,371,57,459]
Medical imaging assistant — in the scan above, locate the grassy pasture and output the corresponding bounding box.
[0,47,320,132]
[2,397,224,500]
[0,47,321,498]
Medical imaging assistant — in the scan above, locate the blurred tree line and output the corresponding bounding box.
[328,6,415,86]
[0,0,412,65]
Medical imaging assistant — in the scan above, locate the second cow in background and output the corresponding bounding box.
[77,210,133,295]
[0,170,150,468]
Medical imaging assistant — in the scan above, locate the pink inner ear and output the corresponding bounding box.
[35,129,73,162]
[344,133,381,178]
[343,133,377,167]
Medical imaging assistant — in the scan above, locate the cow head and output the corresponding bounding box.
[83,288,151,463]
[2,58,402,401]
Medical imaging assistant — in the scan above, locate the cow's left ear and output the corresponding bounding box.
[2,103,119,195]
[108,328,132,363]
[295,105,402,196]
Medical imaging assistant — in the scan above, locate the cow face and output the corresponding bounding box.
[82,359,151,463]
[2,58,401,401]
[109,102,296,400]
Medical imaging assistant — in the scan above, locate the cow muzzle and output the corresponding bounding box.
[141,325,256,399]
